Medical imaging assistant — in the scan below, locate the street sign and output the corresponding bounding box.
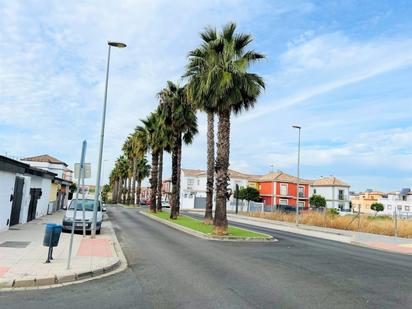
[74,163,91,179]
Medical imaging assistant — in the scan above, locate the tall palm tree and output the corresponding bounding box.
[117,155,130,204]
[185,27,218,224]
[135,156,150,204]
[122,135,134,204]
[136,111,165,212]
[190,23,265,234]
[159,81,198,219]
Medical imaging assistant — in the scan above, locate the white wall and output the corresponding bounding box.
[311,186,350,210]
[30,175,52,218]
[20,161,65,178]
[19,175,32,224]
[180,171,250,209]
[0,171,16,232]
[380,194,412,217]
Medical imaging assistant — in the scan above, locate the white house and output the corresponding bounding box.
[21,154,72,181]
[379,189,412,218]
[0,155,55,232]
[179,168,253,210]
[310,176,351,210]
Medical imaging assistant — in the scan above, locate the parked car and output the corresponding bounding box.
[162,200,170,208]
[62,199,102,234]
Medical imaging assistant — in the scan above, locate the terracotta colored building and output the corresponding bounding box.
[256,171,311,209]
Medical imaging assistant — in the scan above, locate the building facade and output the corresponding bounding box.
[0,156,56,232]
[311,176,351,210]
[379,189,412,218]
[350,191,385,214]
[179,168,256,210]
[257,171,311,209]
[21,154,73,180]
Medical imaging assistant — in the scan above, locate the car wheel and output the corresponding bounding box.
[96,228,101,235]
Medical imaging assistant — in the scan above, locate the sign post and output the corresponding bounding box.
[67,140,87,270]
[74,163,91,237]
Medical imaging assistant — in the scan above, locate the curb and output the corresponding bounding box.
[0,217,128,291]
[140,211,276,242]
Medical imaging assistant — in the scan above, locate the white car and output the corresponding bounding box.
[62,199,103,234]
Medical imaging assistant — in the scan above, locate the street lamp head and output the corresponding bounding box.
[292,125,301,129]
[108,41,127,48]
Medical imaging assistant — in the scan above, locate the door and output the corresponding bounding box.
[194,196,206,209]
[9,177,25,226]
[27,188,42,222]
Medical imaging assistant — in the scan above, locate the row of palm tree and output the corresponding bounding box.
[109,22,264,235]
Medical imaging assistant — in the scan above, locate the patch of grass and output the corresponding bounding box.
[151,211,268,238]
[245,211,412,238]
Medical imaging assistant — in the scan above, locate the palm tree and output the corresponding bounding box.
[135,156,150,204]
[122,135,134,204]
[116,155,130,204]
[185,27,218,224]
[159,81,198,219]
[136,111,165,212]
[189,23,265,234]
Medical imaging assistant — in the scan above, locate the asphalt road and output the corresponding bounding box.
[1,205,411,309]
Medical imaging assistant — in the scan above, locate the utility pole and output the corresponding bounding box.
[91,41,126,238]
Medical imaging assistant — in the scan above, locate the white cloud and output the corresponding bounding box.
[239,32,412,121]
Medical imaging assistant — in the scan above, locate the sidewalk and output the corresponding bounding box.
[187,210,412,255]
[0,210,125,289]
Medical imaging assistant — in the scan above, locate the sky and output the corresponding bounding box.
[1,0,411,192]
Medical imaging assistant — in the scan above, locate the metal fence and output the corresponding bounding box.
[228,200,264,213]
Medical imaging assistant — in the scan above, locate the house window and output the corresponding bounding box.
[197,179,200,186]
[187,178,194,189]
[338,204,344,210]
[397,205,402,211]
[298,186,304,197]
[405,206,410,212]
[338,189,344,200]
[313,189,317,194]
[280,184,288,195]
[279,199,288,205]
[297,201,304,208]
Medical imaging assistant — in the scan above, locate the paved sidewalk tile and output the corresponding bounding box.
[0,210,121,288]
[77,238,113,257]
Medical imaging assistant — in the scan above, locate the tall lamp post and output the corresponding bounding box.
[292,125,301,226]
[91,41,126,238]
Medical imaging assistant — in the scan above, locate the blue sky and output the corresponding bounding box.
[1,0,411,192]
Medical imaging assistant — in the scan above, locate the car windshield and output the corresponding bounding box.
[68,200,101,211]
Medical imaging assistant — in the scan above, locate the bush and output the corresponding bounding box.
[328,208,339,215]
[310,195,326,208]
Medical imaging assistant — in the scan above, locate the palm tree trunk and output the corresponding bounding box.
[157,150,163,211]
[204,111,214,224]
[112,180,118,203]
[127,172,132,204]
[136,176,142,205]
[117,179,121,204]
[176,135,182,215]
[150,151,158,212]
[132,157,137,204]
[122,178,127,204]
[170,142,179,219]
[213,110,230,235]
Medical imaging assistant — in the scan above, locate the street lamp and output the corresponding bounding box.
[292,125,301,226]
[91,41,126,238]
